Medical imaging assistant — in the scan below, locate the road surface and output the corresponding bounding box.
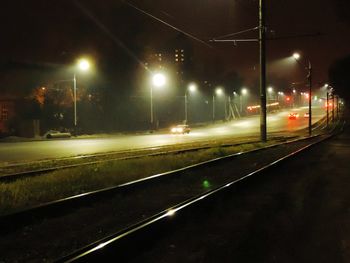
[0,107,326,164]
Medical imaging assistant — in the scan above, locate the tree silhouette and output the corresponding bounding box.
[329,54,350,100]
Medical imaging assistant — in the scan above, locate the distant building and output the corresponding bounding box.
[144,33,194,88]
[144,52,165,71]
[164,33,193,85]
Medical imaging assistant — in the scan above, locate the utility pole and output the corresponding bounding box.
[326,92,329,127]
[332,93,335,122]
[184,92,188,124]
[336,95,339,119]
[212,95,215,122]
[73,74,77,135]
[308,61,312,136]
[259,0,267,142]
[210,1,267,141]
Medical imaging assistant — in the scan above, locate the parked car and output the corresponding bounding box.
[170,124,190,134]
[43,130,71,139]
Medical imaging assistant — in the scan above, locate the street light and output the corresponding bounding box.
[293,52,312,136]
[325,84,335,125]
[240,87,248,113]
[267,86,274,102]
[213,87,224,121]
[73,58,90,133]
[150,73,166,128]
[184,83,197,124]
[293,53,300,60]
[152,73,166,87]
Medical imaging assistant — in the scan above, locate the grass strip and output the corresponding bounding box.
[0,142,274,215]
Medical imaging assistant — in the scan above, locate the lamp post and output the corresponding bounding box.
[185,83,197,124]
[73,74,77,127]
[73,58,90,133]
[325,84,335,125]
[292,88,296,107]
[293,52,312,136]
[213,87,223,121]
[240,88,248,114]
[267,86,273,103]
[151,73,166,128]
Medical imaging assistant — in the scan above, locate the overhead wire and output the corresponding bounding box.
[212,26,258,40]
[73,0,150,72]
[123,1,213,49]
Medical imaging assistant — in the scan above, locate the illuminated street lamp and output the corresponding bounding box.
[185,83,197,123]
[293,52,312,136]
[292,89,297,107]
[213,87,224,121]
[240,87,248,113]
[152,73,166,87]
[325,84,335,126]
[73,58,90,132]
[150,73,166,128]
[293,53,300,60]
[267,86,274,102]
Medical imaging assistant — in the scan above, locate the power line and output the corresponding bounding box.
[74,0,149,72]
[212,26,258,40]
[124,1,213,49]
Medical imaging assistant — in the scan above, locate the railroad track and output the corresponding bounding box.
[57,121,344,263]
[0,124,339,262]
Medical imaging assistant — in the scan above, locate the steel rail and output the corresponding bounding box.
[58,127,341,263]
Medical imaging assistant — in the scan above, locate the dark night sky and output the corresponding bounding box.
[0,0,350,94]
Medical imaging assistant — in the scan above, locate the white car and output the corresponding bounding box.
[43,130,71,139]
[170,124,190,134]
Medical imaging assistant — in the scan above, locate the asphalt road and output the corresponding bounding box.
[0,107,325,164]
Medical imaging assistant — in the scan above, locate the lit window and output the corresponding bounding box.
[175,58,179,62]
